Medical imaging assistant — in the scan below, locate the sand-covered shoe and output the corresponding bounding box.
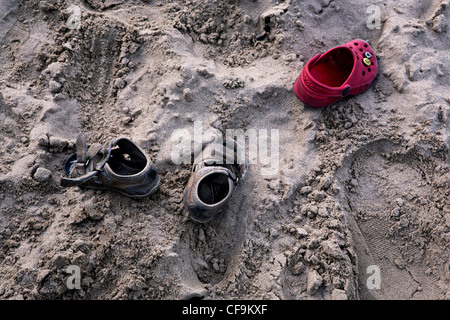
[60,133,160,198]
[293,39,378,108]
[183,140,248,223]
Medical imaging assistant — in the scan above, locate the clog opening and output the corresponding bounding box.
[309,48,354,87]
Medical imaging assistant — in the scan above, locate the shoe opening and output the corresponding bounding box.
[198,173,230,205]
[309,48,354,87]
[109,139,147,175]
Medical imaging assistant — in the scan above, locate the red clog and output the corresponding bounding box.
[293,39,378,108]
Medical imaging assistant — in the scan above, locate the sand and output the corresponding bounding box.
[0,0,449,300]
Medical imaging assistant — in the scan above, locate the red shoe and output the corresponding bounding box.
[293,39,378,108]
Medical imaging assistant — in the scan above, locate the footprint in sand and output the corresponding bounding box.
[181,190,248,286]
[337,139,449,299]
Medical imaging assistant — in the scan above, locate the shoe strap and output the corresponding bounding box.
[59,134,113,187]
[75,133,104,165]
[60,169,99,187]
[76,133,88,163]
[94,139,114,171]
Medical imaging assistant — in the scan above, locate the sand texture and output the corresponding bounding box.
[0,0,449,300]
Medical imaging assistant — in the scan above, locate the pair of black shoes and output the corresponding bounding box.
[60,134,247,223]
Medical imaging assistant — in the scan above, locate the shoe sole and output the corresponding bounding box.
[188,212,218,224]
[123,176,161,199]
[77,176,161,199]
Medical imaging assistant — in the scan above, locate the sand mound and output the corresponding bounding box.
[0,0,449,299]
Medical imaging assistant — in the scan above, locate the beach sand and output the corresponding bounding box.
[0,0,449,299]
